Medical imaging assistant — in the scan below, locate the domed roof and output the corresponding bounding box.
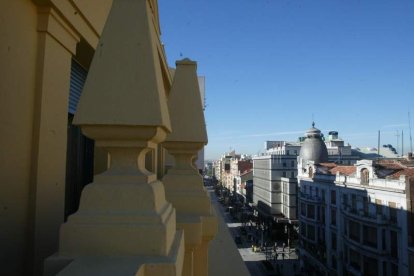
[299,122,328,163]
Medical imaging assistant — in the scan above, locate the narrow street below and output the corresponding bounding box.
[208,187,300,275]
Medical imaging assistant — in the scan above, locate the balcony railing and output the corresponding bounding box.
[343,233,391,256]
[341,205,396,226]
[299,192,324,204]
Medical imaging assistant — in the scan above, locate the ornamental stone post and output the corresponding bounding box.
[44,0,184,275]
[163,59,217,276]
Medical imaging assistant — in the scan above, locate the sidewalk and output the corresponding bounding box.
[209,187,300,276]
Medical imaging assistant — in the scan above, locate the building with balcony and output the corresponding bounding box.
[297,127,414,276]
[252,126,361,223]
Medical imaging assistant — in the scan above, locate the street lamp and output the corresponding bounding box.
[285,224,290,248]
[260,222,268,249]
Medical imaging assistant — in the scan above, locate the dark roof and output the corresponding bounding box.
[299,125,328,164]
[375,160,414,179]
[330,166,356,176]
[319,163,356,176]
[318,159,414,180]
[238,160,253,174]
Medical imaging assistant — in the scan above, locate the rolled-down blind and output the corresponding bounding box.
[69,59,87,114]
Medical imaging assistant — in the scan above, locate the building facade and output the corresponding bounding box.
[238,170,253,203]
[1,1,113,274]
[232,159,253,200]
[253,141,300,220]
[252,128,361,222]
[297,129,414,275]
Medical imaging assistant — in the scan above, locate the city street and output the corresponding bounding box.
[208,187,300,275]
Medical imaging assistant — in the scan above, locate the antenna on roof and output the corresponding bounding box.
[377,130,381,158]
[409,111,413,153]
[396,130,400,156]
[402,130,404,157]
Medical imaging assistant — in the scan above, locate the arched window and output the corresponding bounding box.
[309,167,313,178]
[361,168,369,185]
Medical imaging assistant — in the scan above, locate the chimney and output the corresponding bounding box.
[408,152,413,161]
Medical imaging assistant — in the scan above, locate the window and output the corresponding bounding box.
[286,150,290,155]
[331,208,336,226]
[291,171,294,178]
[363,196,368,216]
[301,203,306,216]
[321,207,325,223]
[283,162,286,167]
[382,229,386,250]
[344,244,348,262]
[361,168,369,185]
[351,194,357,213]
[390,230,398,258]
[363,256,378,276]
[349,220,360,242]
[307,204,315,219]
[331,232,337,250]
[291,160,294,167]
[282,171,286,177]
[389,202,397,223]
[317,206,321,221]
[332,255,337,269]
[294,150,297,155]
[307,224,315,240]
[349,248,361,270]
[331,190,336,205]
[343,194,348,208]
[375,199,382,215]
[343,218,347,235]
[321,190,325,202]
[319,227,325,243]
[363,225,377,248]
[391,263,398,275]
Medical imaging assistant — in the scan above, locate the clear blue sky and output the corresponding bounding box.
[158,0,414,160]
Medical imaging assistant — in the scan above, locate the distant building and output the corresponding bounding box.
[238,170,253,203]
[297,127,414,275]
[232,160,253,200]
[252,124,360,223]
[253,141,300,222]
[355,144,399,159]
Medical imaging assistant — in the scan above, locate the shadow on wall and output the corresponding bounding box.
[256,200,273,217]
[298,181,414,276]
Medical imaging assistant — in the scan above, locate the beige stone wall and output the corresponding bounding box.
[0,1,112,275]
[0,1,38,275]
[0,1,245,276]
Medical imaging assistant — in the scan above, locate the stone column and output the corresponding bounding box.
[44,0,184,275]
[163,59,217,276]
[29,7,80,275]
